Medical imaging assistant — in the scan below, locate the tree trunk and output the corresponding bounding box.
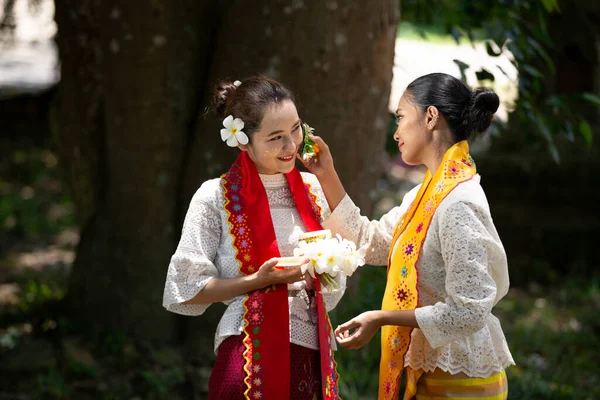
[54,0,399,345]
[55,0,219,341]
[183,0,400,214]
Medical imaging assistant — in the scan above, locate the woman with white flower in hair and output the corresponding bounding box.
[162,75,346,399]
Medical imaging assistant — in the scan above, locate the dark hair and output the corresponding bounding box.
[405,73,500,141]
[212,75,295,138]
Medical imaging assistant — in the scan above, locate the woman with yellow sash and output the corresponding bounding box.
[302,73,514,399]
[162,76,344,399]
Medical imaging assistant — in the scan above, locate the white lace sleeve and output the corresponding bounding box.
[414,201,499,349]
[322,185,420,266]
[162,184,222,316]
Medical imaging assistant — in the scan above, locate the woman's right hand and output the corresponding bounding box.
[298,134,347,211]
[297,135,336,179]
[254,258,306,288]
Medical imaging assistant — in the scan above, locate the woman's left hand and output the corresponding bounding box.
[335,311,381,350]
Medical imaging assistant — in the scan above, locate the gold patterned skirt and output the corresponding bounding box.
[403,367,508,400]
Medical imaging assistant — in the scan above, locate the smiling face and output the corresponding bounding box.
[241,99,303,175]
[392,92,432,166]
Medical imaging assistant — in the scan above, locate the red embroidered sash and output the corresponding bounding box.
[221,151,340,399]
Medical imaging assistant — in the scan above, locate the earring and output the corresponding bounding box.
[430,115,439,129]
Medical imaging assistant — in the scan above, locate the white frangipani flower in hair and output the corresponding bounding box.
[220,115,248,147]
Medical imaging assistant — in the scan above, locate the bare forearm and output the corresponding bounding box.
[317,170,346,211]
[376,309,419,329]
[183,274,263,305]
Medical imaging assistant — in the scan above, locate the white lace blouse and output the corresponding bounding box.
[162,172,346,354]
[322,175,514,377]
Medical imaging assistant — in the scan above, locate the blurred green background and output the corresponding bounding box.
[0,0,598,399]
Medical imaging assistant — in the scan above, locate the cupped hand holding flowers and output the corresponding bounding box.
[293,232,367,293]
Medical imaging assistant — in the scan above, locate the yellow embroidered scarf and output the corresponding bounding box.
[378,141,477,399]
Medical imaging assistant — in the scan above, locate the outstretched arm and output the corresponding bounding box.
[183,258,306,305]
[299,134,418,266]
[334,310,418,350]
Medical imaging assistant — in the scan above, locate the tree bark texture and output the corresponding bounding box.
[53,0,399,347]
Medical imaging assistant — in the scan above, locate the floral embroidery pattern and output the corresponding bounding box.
[222,163,254,276]
[245,291,265,400]
[425,200,434,213]
[400,266,408,279]
[415,222,424,233]
[298,360,320,395]
[396,288,409,303]
[382,371,399,399]
[222,163,267,399]
[393,284,414,307]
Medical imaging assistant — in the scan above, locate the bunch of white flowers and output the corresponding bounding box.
[293,233,367,293]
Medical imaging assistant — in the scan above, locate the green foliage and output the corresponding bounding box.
[0,266,69,346]
[37,368,69,399]
[91,330,131,357]
[141,367,186,398]
[498,280,600,399]
[17,279,65,314]
[401,0,599,162]
[0,145,75,248]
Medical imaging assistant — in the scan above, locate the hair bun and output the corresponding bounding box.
[468,88,500,134]
[213,81,239,116]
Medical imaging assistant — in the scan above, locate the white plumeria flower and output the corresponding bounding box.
[295,234,366,280]
[325,241,347,277]
[313,239,337,275]
[334,235,366,276]
[233,80,242,87]
[298,241,320,278]
[301,258,317,279]
[293,239,312,257]
[221,115,248,147]
[316,249,337,277]
[344,243,367,275]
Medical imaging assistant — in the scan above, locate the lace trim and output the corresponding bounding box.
[405,354,515,378]
[259,173,286,187]
[265,187,296,208]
